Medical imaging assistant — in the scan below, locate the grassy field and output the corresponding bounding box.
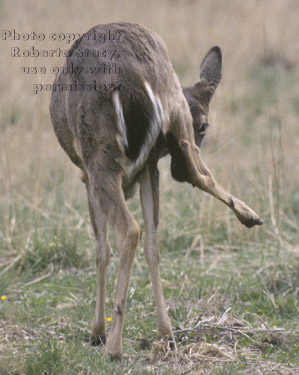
[0,0,298,374]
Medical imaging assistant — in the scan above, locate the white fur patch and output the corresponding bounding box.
[73,138,83,160]
[126,81,164,179]
[113,91,128,148]
[143,81,164,147]
[144,81,164,126]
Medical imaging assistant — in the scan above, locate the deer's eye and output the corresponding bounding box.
[199,122,209,135]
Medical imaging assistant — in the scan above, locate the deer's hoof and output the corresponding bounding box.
[243,216,264,228]
[168,337,176,350]
[90,335,106,346]
[108,353,122,362]
[139,338,151,350]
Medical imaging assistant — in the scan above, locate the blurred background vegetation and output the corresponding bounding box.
[0,1,298,374]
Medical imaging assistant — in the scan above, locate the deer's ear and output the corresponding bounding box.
[199,46,222,92]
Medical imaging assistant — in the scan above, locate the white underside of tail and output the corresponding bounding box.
[126,81,165,179]
[113,91,129,151]
[113,82,167,181]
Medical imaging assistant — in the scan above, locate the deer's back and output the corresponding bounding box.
[50,23,186,185]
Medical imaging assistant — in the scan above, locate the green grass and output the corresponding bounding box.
[1,114,298,373]
[0,215,298,374]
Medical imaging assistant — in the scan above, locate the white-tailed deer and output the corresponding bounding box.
[50,22,263,359]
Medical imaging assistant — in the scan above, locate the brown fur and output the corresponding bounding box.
[50,22,262,358]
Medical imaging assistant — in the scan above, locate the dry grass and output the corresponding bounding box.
[0,0,298,374]
[1,298,298,374]
[1,0,298,216]
[148,310,298,374]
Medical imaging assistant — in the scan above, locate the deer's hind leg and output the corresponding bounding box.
[81,171,111,346]
[82,153,142,358]
[166,114,263,227]
[139,156,174,343]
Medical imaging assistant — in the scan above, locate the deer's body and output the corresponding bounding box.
[50,22,262,358]
[51,23,176,194]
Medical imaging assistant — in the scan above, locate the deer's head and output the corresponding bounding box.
[183,46,222,148]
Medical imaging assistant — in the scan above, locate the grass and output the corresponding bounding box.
[0,185,298,374]
[0,240,298,374]
[1,0,299,373]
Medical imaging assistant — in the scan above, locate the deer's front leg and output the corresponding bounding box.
[167,132,263,228]
[139,158,174,342]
